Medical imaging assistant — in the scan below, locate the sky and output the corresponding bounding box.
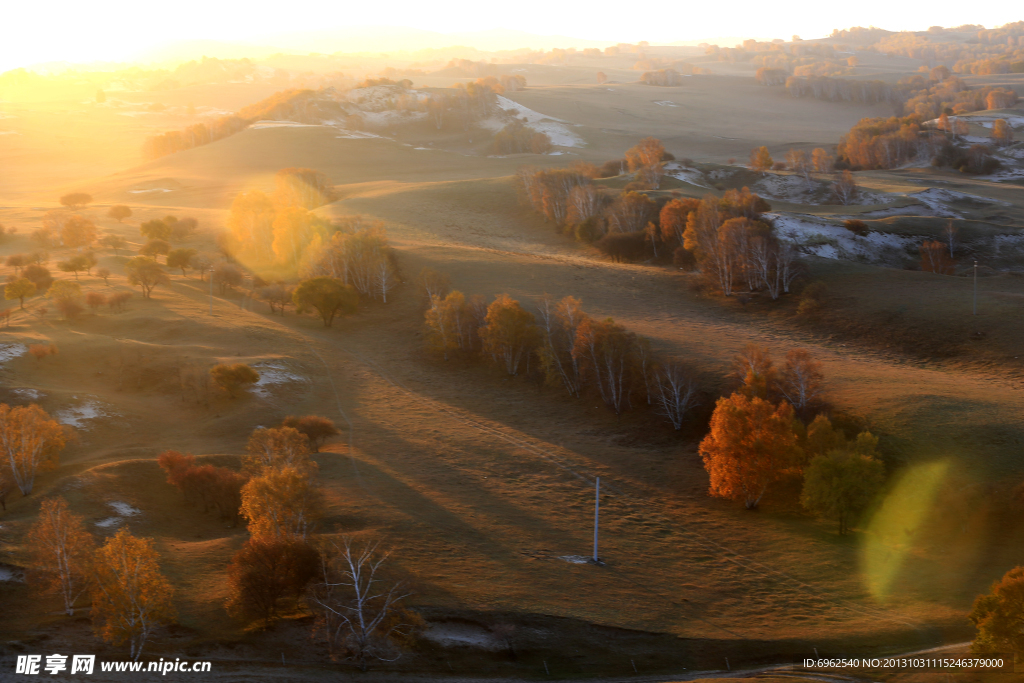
[1,1,1021,72]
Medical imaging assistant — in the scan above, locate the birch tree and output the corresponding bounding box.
[536,295,587,396]
[244,426,313,473]
[240,465,325,541]
[479,294,538,375]
[27,496,95,615]
[0,403,66,495]
[573,317,637,414]
[90,529,176,661]
[309,538,419,671]
[778,349,825,415]
[653,361,700,430]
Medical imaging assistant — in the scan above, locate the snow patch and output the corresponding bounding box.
[95,501,141,529]
[0,130,19,135]
[335,130,382,139]
[0,343,27,364]
[663,162,709,188]
[422,623,499,650]
[12,388,42,400]
[654,100,679,107]
[0,564,25,582]
[252,362,306,398]
[480,95,585,148]
[768,213,918,264]
[55,400,110,428]
[127,188,173,194]
[249,120,324,130]
[559,555,593,564]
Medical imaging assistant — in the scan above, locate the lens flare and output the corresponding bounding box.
[860,460,949,602]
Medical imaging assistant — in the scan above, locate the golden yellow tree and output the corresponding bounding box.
[699,393,800,508]
[749,146,773,175]
[479,294,539,375]
[90,529,176,661]
[27,496,95,615]
[243,426,313,473]
[240,466,325,541]
[425,291,469,360]
[0,403,66,495]
[227,190,276,260]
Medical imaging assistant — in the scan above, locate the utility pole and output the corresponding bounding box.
[973,260,978,316]
[593,477,600,563]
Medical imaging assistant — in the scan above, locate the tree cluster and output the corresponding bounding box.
[424,287,702,425]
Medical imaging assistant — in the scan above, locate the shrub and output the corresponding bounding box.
[23,264,53,293]
[85,292,106,311]
[798,281,827,314]
[210,363,260,398]
[225,537,319,623]
[108,292,132,312]
[281,416,340,453]
[843,219,868,236]
[594,231,649,262]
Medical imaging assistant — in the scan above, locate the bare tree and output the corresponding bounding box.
[374,260,396,303]
[309,538,419,671]
[536,295,586,397]
[653,361,700,430]
[944,220,958,258]
[831,171,858,205]
[778,349,824,414]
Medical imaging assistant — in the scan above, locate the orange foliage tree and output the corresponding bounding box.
[920,240,956,274]
[90,529,176,661]
[479,294,539,375]
[27,496,95,615]
[0,403,66,495]
[699,393,800,508]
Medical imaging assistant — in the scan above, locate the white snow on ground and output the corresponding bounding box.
[654,101,679,107]
[128,188,173,194]
[249,120,324,130]
[0,564,24,582]
[0,130,18,135]
[769,213,918,263]
[55,400,109,428]
[13,388,42,400]
[663,162,710,188]
[335,130,383,139]
[906,188,1011,218]
[0,343,27,364]
[559,555,593,564]
[95,501,141,529]
[422,624,500,650]
[481,95,585,148]
[252,362,306,398]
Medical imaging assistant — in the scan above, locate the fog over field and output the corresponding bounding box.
[1,10,1024,682]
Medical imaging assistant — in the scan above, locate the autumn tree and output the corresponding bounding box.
[27,496,95,615]
[801,432,885,534]
[732,343,777,399]
[226,536,319,624]
[90,528,176,661]
[699,393,800,508]
[5,277,36,309]
[658,197,701,249]
[0,469,11,510]
[831,170,858,205]
[920,240,955,274]
[282,416,340,453]
[60,215,98,248]
[107,205,132,222]
[210,363,259,398]
[778,348,825,415]
[59,193,92,209]
[140,238,171,261]
[124,256,168,298]
[625,137,666,189]
[479,294,539,375]
[750,146,773,175]
[140,219,172,241]
[944,221,958,258]
[244,426,313,472]
[424,291,470,360]
[969,566,1024,654]
[227,191,276,260]
[274,167,335,210]
[166,248,197,275]
[573,317,637,414]
[85,292,106,311]
[308,538,420,671]
[240,465,325,541]
[811,148,834,173]
[992,119,1014,146]
[293,277,358,327]
[212,261,242,293]
[0,404,67,495]
[417,267,451,303]
[100,233,128,256]
[57,254,90,279]
[537,295,587,396]
[786,149,811,183]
